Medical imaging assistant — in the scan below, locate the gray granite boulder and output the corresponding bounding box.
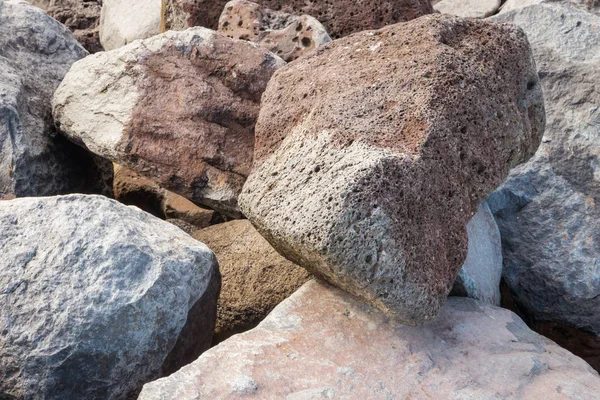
[0,195,220,400]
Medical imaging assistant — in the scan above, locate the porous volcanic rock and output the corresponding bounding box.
[138,280,600,399]
[0,0,111,199]
[162,0,433,39]
[489,2,600,370]
[239,14,545,325]
[193,220,311,343]
[53,28,285,217]
[0,195,220,400]
[451,201,502,305]
[218,0,331,62]
[99,0,162,50]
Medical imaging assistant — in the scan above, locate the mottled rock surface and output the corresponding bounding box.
[162,0,432,39]
[0,195,220,400]
[193,220,311,343]
[53,28,284,217]
[139,280,600,399]
[451,201,502,305]
[239,15,544,325]
[30,0,103,53]
[0,0,111,199]
[434,0,501,18]
[218,0,331,62]
[489,1,600,370]
[99,0,161,50]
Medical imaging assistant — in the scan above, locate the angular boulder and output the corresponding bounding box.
[162,0,433,39]
[218,0,331,62]
[488,2,600,369]
[99,0,162,50]
[239,14,545,325]
[139,280,600,399]
[53,28,285,217]
[0,195,220,400]
[0,0,111,199]
[193,220,311,343]
[451,201,502,305]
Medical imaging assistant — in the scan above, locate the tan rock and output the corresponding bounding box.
[139,280,600,399]
[99,0,162,50]
[193,220,311,343]
[218,0,331,62]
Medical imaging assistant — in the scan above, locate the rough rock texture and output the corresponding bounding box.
[451,201,502,305]
[434,0,501,18]
[193,220,311,344]
[499,0,599,15]
[0,195,220,400]
[99,0,162,50]
[139,280,600,399]
[30,0,103,53]
[0,0,112,200]
[113,164,223,233]
[239,15,545,325]
[218,0,331,62]
[53,28,284,217]
[162,0,433,39]
[489,1,600,371]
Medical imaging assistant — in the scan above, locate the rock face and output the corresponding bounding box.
[0,195,220,400]
[53,28,285,217]
[451,201,502,305]
[239,15,545,325]
[193,220,311,343]
[0,0,112,200]
[139,280,600,399]
[99,0,162,50]
[29,0,103,53]
[434,0,501,18]
[218,0,331,62]
[162,0,433,39]
[488,2,600,368]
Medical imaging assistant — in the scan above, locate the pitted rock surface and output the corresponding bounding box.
[239,14,545,325]
[218,0,331,62]
[162,0,432,39]
[0,0,111,199]
[139,280,600,399]
[53,28,284,217]
[0,195,220,400]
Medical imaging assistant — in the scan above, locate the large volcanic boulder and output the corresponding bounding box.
[193,220,311,343]
[162,0,433,39]
[0,0,111,200]
[239,14,545,325]
[488,2,600,370]
[0,195,220,400]
[53,28,285,218]
[138,280,600,399]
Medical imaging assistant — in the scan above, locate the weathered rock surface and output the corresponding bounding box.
[488,1,600,370]
[29,0,103,53]
[451,201,502,305]
[53,28,284,217]
[193,220,311,343]
[99,0,162,50]
[113,164,222,233]
[0,0,112,199]
[0,194,220,400]
[434,0,501,18]
[218,0,331,62]
[239,15,545,325]
[139,280,600,399]
[498,0,599,15]
[162,0,433,39]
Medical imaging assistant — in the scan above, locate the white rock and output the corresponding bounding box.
[434,0,501,18]
[99,0,162,50]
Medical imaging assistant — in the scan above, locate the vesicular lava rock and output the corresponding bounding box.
[53,28,285,217]
[0,195,220,400]
[239,14,545,325]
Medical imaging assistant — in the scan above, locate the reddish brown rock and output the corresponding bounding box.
[239,15,545,325]
[193,220,311,344]
[53,28,285,218]
[218,0,331,62]
[162,0,433,39]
